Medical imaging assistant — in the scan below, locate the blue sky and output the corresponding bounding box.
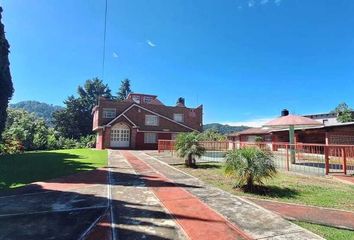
[1,0,354,126]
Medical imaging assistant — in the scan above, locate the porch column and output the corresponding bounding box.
[131,128,137,149]
[325,131,329,145]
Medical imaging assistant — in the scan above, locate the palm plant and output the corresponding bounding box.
[175,132,205,167]
[224,147,276,190]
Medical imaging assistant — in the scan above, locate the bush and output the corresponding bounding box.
[225,147,276,190]
[175,132,205,167]
[199,129,227,141]
[0,139,24,154]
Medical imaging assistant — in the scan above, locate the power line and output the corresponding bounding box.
[101,0,108,80]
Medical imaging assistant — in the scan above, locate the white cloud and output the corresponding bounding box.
[112,52,118,58]
[248,0,255,7]
[274,0,282,6]
[260,0,269,5]
[146,40,156,47]
[222,117,276,128]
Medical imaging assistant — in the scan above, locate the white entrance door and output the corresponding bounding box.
[110,123,130,148]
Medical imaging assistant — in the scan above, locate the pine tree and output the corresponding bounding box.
[0,7,14,138]
[117,79,132,101]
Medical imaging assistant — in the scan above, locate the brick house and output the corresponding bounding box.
[92,93,203,150]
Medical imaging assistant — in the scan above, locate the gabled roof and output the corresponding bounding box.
[228,127,271,136]
[105,103,200,132]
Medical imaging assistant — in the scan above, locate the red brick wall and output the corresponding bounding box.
[96,130,104,149]
[135,132,172,150]
[103,127,111,149]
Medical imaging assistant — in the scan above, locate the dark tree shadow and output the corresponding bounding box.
[0,151,101,190]
[0,163,226,240]
[242,185,299,199]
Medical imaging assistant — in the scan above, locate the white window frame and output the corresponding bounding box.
[144,132,157,144]
[143,96,153,103]
[173,113,184,123]
[132,95,140,104]
[145,115,159,126]
[171,133,178,140]
[103,108,116,118]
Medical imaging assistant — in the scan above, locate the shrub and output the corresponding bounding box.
[0,139,24,154]
[225,147,276,190]
[175,132,205,167]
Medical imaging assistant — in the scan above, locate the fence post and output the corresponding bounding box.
[286,144,289,171]
[325,145,329,175]
[158,140,160,153]
[342,147,347,175]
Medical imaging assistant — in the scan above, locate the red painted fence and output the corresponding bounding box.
[158,140,354,175]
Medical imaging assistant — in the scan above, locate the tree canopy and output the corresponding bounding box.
[53,78,113,139]
[10,101,63,126]
[332,102,354,123]
[0,7,14,139]
[117,79,132,101]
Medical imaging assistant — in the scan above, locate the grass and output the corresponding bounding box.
[0,149,107,190]
[175,162,354,211]
[293,221,354,240]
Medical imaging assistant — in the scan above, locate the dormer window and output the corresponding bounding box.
[144,96,153,104]
[132,95,140,103]
[173,113,184,123]
[103,108,116,118]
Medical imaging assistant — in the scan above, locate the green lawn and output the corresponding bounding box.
[0,149,107,190]
[175,162,354,211]
[293,221,354,240]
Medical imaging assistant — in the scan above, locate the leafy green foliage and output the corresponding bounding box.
[53,78,112,139]
[0,109,96,154]
[332,102,354,123]
[9,101,63,126]
[198,129,227,141]
[0,7,14,139]
[203,123,249,134]
[175,132,205,167]
[117,78,132,101]
[225,147,276,190]
[2,109,49,151]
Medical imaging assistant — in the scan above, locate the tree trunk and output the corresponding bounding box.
[246,176,254,191]
[185,154,195,167]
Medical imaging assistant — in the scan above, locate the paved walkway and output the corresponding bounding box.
[131,151,323,239]
[247,198,354,231]
[0,150,324,239]
[333,175,354,185]
[0,169,110,240]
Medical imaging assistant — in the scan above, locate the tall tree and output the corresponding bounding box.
[53,78,112,138]
[78,78,112,107]
[117,79,132,101]
[332,102,354,123]
[0,7,14,139]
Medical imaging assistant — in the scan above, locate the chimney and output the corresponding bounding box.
[176,97,185,107]
[281,109,289,116]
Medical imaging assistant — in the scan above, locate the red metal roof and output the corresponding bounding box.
[263,114,323,127]
[228,127,271,136]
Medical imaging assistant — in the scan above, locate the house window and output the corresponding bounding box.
[144,96,153,104]
[171,133,178,140]
[103,108,116,118]
[173,113,184,122]
[145,115,159,126]
[132,95,140,103]
[144,132,157,143]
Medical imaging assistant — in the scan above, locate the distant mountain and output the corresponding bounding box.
[203,123,250,135]
[9,101,63,126]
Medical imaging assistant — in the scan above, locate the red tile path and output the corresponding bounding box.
[248,198,354,230]
[333,175,354,185]
[120,151,251,240]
